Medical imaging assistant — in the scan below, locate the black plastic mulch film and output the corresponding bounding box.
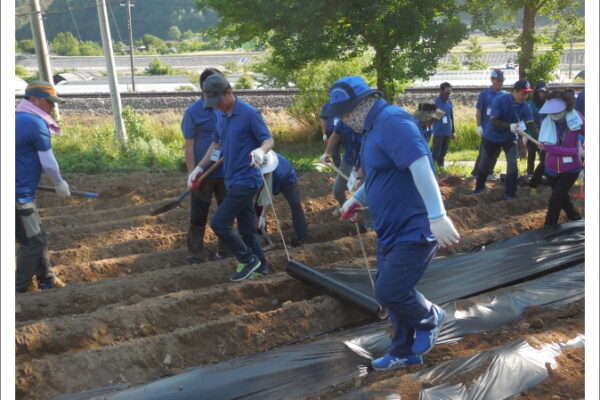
[56,221,584,400]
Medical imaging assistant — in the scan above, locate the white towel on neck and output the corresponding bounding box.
[538,110,582,145]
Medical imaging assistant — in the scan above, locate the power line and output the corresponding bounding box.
[65,0,82,41]
[106,0,124,43]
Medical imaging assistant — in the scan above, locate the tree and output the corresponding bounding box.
[465,0,583,80]
[195,0,467,101]
[79,40,103,56]
[51,32,80,56]
[441,54,463,70]
[142,34,167,53]
[168,26,182,41]
[464,37,489,70]
[144,57,175,75]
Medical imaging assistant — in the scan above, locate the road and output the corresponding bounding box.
[16,49,584,72]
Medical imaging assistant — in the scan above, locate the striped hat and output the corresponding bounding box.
[25,81,65,103]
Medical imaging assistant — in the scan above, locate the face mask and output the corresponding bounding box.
[549,111,566,121]
[341,95,378,133]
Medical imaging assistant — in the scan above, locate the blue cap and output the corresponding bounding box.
[321,76,382,117]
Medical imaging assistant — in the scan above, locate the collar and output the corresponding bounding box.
[363,98,389,133]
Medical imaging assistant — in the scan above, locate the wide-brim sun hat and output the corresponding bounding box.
[539,98,567,114]
[414,108,446,122]
[260,151,279,174]
[321,76,382,118]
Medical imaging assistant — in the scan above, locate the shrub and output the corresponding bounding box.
[18,39,36,53]
[52,32,80,56]
[234,74,254,89]
[144,57,174,75]
[79,41,103,56]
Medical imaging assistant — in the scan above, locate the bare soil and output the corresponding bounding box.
[15,171,585,400]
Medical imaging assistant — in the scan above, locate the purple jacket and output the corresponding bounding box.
[544,111,585,174]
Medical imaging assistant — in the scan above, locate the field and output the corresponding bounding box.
[15,168,585,399]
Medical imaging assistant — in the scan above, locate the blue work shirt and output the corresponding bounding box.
[432,97,453,136]
[575,91,585,116]
[320,103,340,134]
[334,122,363,167]
[271,153,297,195]
[361,98,435,251]
[16,112,52,203]
[181,98,223,178]
[213,98,272,188]
[476,87,504,131]
[484,92,533,143]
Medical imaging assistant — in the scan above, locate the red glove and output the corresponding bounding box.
[341,201,362,223]
[190,171,204,192]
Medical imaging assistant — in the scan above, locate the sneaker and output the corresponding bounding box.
[230,256,262,282]
[249,263,270,279]
[411,304,446,355]
[213,250,231,261]
[470,187,486,195]
[437,180,450,187]
[371,353,423,371]
[505,195,515,201]
[39,277,66,290]
[488,173,499,181]
[332,208,341,218]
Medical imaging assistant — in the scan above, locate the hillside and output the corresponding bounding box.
[16,0,218,42]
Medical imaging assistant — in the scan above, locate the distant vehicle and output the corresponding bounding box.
[505,62,518,70]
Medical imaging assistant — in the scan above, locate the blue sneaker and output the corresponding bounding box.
[249,262,270,279]
[412,304,446,355]
[470,187,486,195]
[371,353,423,371]
[230,256,262,282]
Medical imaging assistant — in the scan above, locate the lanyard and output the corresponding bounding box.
[512,103,523,122]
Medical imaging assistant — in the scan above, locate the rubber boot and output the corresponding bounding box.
[186,224,207,264]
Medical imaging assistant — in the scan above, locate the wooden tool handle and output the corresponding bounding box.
[197,158,224,184]
[514,127,541,146]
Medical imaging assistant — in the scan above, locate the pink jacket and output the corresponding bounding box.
[544,111,584,174]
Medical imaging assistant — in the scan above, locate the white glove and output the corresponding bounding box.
[187,165,204,189]
[54,180,71,197]
[430,215,460,248]
[322,134,328,143]
[319,153,332,164]
[510,123,519,133]
[257,216,266,231]
[340,196,364,222]
[476,126,483,137]
[250,148,265,168]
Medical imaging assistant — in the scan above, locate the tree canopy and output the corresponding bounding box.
[465,0,583,82]
[196,0,467,101]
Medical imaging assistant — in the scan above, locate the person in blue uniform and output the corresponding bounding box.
[320,102,342,168]
[16,81,70,292]
[472,69,505,178]
[181,68,229,263]
[322,76,460,371]
[430,82,455,168]
[472,79,537,200]
[189,74,274,281]
[255,152,309,247]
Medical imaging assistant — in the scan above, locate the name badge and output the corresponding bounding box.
[486,107,492,116]
[210,148,221,162]
[442,116,448,124]
[562,156,573,163]
[518,121,526,131]
[347,169,358,192]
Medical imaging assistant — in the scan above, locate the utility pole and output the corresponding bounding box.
[120,0,136,91]
[29,0,60,119]
[96,0,127,144]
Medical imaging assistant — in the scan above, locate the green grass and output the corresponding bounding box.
[53,106,529,178]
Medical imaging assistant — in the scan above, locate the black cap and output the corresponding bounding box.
[535,81,548,92]
[491,69,505,81]
[201,74,230,108]
[513,79,534,93]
